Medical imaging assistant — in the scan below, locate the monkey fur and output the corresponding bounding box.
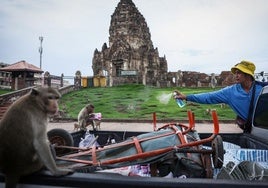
[0,87,73,188]
[77,104,95,130]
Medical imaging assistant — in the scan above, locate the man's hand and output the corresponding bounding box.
[173,90,186,100]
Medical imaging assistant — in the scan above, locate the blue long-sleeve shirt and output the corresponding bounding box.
[186,83,263,121]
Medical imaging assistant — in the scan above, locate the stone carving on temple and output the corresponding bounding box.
[92,0,168,86]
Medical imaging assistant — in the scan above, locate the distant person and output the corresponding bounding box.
[174,60,266,133]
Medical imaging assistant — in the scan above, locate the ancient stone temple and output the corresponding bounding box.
[92,0,168,86]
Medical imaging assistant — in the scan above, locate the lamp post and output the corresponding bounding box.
[39,36,43,69]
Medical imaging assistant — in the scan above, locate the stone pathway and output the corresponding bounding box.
[48,121,242,134]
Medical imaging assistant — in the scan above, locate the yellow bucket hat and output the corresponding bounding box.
[231,60,255,77]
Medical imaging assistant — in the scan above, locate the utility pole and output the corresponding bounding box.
[39,36,43,69]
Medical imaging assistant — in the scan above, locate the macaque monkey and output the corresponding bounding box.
[0,87,73,188]
[77,104,95,130]
[73,122,80,131]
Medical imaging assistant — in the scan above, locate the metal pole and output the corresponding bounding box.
[39,36,43,69]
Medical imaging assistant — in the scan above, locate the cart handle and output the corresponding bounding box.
[157,110,195,133]
[211,109,219,134]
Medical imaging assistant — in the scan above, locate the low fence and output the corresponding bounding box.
[58,85,75,95]
[0,85,75,105]
[0,86,35,105]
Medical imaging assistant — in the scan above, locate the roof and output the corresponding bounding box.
[0,60,43,73]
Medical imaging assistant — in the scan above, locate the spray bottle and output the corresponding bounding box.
[173,91,186,108]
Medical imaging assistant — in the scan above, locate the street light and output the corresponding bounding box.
[39,36,43,69]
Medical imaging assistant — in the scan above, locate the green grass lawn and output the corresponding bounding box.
[59,84,236,121]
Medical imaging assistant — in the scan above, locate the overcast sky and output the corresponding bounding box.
[0,0,268,78]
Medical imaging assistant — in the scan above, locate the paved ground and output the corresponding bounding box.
[48,120,243,134]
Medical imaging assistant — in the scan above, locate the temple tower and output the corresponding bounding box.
[92,0,168,86]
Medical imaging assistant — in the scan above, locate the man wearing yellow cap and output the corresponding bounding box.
[174,60,265,133]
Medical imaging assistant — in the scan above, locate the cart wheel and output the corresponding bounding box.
[211,135,224,168]
[47,128,74,156]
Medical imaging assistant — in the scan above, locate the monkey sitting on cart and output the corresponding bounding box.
[0,87,73,188]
